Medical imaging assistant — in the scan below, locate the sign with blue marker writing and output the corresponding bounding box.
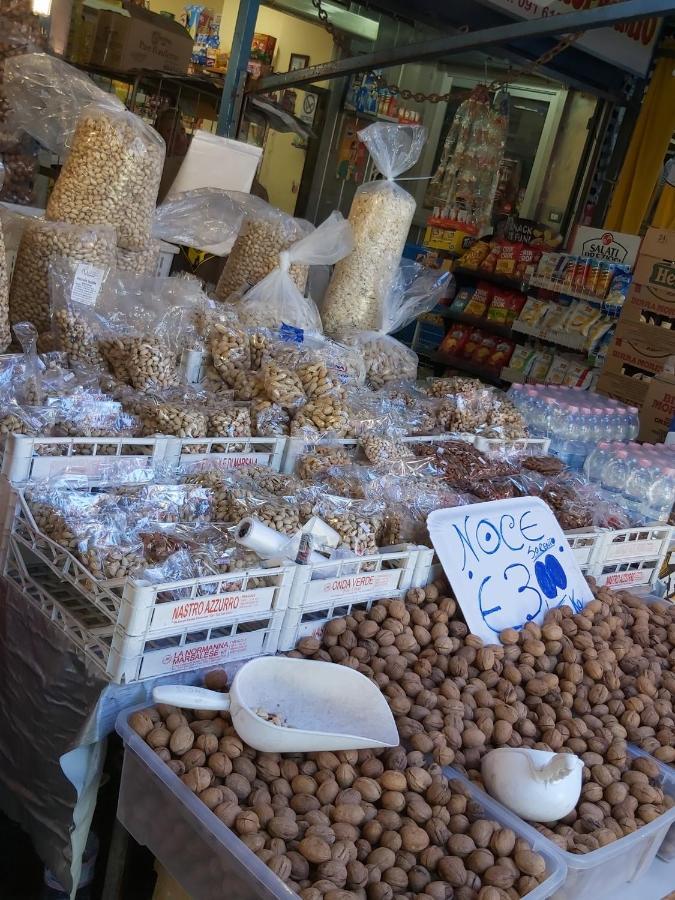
[428,498,593,644]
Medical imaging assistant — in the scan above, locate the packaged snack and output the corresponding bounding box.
[495,242,521,276]
[464,283,491,317]
[479,243,501,273]
[583,258,601,296]
[458,240,490,270]
[518,297,549,328]
[529,348,554,382]
[594,261,615,298]
[563,360,592,388]
[544,302,572,332]
[545,355,570,384]
[586,316,614,349]
[605,265,632,308]
[450,286,473,314]
[536,252,560,281]
[486,289,510,324]
[515,246,542,281]
[566,301,601,336]
[462,327,485,359]
[486,338,514,369]
[506,292,527,322]
[439,324,470,355]
[471,334,497,364]
[508,344,537,375]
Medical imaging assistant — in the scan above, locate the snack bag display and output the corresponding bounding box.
[450,287,473,314]
[566,301,602,337]
[518,297,549,328]
[486,338,514,369]
[529,348,554,382]
[546,355,570,384]
[479,243,501,273]
[462,328,485,358]
[515,246,542,281]
[458,240,490,270]
[471,334,497,364]
[464,283,492,317]
[439,324,470,355]
[508,344,537,375]
[486,289,510,324]
[495,242,521,276]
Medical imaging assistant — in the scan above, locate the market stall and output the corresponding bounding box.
[0,8,674,895]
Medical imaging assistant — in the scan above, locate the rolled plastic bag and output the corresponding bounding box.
[3,53,126,156]
[320,122,427,335]
[234,211,354,334]
[46,102,165,251]
[341,259,450,388]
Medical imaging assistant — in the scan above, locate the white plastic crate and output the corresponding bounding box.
[168,436,286,472]
[1,433,171,485]
[565,528,605,571]
[281,433,474,475]
[279,595,380,651]
[474,435,551,455]
[591,524,672,589]
[288,544,425,611]
[5,484,296,638]
[4,543,283,683]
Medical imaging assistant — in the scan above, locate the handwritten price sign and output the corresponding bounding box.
[428,498,593,644]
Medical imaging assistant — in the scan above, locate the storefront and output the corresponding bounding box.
[0,1,674,899]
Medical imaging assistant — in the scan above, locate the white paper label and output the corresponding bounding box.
[142,630,266,679]
[428,498,594,644]
[150,587,275,631]
[306,569,402,604]
[71,263,105,307]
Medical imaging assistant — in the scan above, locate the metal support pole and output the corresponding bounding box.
[217,0,260,137]
[247,0,675,93]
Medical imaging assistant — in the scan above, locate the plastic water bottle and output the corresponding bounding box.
[601,449,630,499]
[625,406,640,440]
[641,468,675,523]
[567,407,591,470]
[549,407,574,463]
[622,457,656,524]
[584,442,611,483]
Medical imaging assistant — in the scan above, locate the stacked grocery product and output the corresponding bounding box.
[598,227,675,443]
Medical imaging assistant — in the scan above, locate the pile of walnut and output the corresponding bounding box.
[292,583,675,857]
[131,668,549,900]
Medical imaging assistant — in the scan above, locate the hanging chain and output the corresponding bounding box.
[310,0,351,53]
[310,0,583,103]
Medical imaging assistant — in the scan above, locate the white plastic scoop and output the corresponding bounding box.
[152,656,399,753]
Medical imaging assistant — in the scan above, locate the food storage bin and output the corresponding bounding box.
[116,705,567,900]
[446,744,675,900]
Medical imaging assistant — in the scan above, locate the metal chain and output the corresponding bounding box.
[310,0,583,103]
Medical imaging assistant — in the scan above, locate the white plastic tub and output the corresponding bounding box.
[116,704,567,900]
[446,744,675,900]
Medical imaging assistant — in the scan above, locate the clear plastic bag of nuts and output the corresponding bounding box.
[0,205,10,352]
[320,123,427,335]
[338,260,451,388]
[234,212,354,333]
[214,197,313,300]
[45,102,165,251]
[9,220,116,335]
[116,240,161,277]
[48,255,113,369]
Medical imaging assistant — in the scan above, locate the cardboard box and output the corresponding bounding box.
[601,321,674,379]
[93,2,193,74]
[424,226,475,255]
[622,281,675,327]
[639,370,675,443]
[631,226,675,305]
[597,371,649,407]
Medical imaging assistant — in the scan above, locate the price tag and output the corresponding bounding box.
[428,498,593,644]
[70,263,105,306]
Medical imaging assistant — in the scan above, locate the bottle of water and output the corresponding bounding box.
[584,442,611,483]
[622,457,656,524]
[641,468,675,524]
[625,406,640,440]
[549,407,574,463]
[601,449,630,499]
[568,407,591,470]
